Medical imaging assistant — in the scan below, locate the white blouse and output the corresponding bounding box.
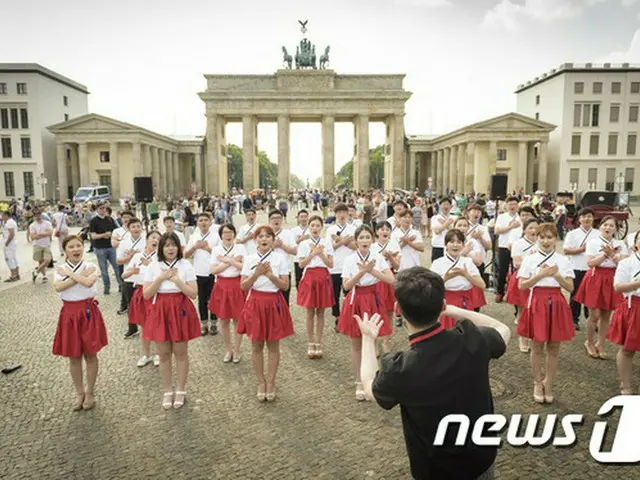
[291,225,311,261]
[341,250,388,287]
[238,223,258,255]
[326,222,357,275]
[431,255,480,291]
[210,243,247,278]
[117,233,146,273]
[517,251,574,288]
[241,250,291,293]
[464,238,486,265]
[297,236,334,270]
[585,237,628,269]
[496,212,521,249]
[273,228,296,258]
[391,227,423,271]
[143,258,196,293]
[186,228,220,277]
[563,227,595,271]
[127,250,157,286]
[431,214,457,248]
[370,239,401,270]
[614,253,640,298]
[511,237,538,267]
[56,260,98,301]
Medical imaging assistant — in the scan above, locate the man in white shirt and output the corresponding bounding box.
[185,213,221,336]
[2,210,19,282]
[163,216,186,247]
[29,211,53,283]
[430,197,456,262]
[237,208,258,255]
[387,201,409,230]
[269,209,297,305]
[347,204,363,228]
[326,203,356,329]
[562,207,594,330]
[52,205,69,257]
[493,196,521,302]
[117,217,146,336]
[112,210,133,312]
[291,209,310,288]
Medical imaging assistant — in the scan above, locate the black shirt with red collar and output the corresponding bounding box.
[372,319,506,480]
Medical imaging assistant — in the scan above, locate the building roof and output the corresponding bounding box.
[515,62,640,93]
[0,63,89,94]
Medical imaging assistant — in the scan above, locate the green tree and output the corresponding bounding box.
[258,150,278,189]
[334,145,385,189]
[227,144,244,190]
[290,174,305,190]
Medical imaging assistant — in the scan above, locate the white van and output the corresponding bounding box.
[73,185,111,204]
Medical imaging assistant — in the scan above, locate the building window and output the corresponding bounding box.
[593,82,603,94]
[23,172,34,196]
[0,83,6,94]
[1,137,12,158]
[16,83,27,94]
[63,96,68,106]
[535,112,539,120]
[574,82,584,94]
[575,103,600,127]
[569,168,579,187]
[625,168,635,191]
[497,149,507,161]
[10,109,18,129]
[632,82,640,94]
[591,104,600,126]
[533,145,538,159]
[573,104,581,127]
[628,133,637,155]
[0,109,7,129]
[20,108,28,129]
[610,104,620,123]
[64,114,69,122]
[99,151,110,163]
[20,137,31,158]
[629,105,639,123]
[571,134,581,155]
[612,82,621,94]
[607,133,618,155]
[99,174,112,189]
[605,168,616,192]
[535,94,540,105]
[588,168,598,188]
[589,134,599,155]
[3,172,14,197]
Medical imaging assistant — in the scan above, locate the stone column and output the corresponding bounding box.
[194,151,203,192]
[488,141,498,177]
[449,147,457,193]
[456,145,465,193]
[158,148,166,196]
[56,143,68,201]
[527,143,536,193]
[110,142,120,200]
[277,115,290,193]
[517,141,527,191]
[436,150,443,195]
[385,114,404,190]
[427,152,434,185]
[70,144,80,191]
[165,150,172,195]
[418,153,428,192]
[443,148,450,194]
[354,114,369,191]
[151,147,159,195]
[143,144,152,177]
[409,150,417,190]
[78,142,89,186]
[465,142,475,193]
[242,115,258,191]
[322,115,335,190]
[206,113,227,193]
[132,141,142,177]
[539,141,548,191]
[172,152,180,196]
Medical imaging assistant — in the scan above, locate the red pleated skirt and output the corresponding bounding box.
[517,287,575,342]
[296,267,335,309]
[143,292,201,343]
[52,299,108,358]
[209,276,246,320]
[376,274,396,312]
[128,285,148,327]
[440,289,480,329]
[338,285,391,338]
[236,290,294,341]
[574,267,624,311]
[506,269,529,307]
[608,296,640,351]
[471,286,487,309]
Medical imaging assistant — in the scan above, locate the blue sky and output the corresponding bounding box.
[4,0,640,181]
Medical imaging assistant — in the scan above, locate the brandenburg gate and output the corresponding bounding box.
[198,24,411,193]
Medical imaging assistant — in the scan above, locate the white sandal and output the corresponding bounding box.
[162,392,174,410]
[173,391,187,409]
[355,382,366,402]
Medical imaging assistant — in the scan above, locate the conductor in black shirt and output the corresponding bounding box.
[357,267,510,480]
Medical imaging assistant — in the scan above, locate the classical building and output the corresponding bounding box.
[516,63,640,193]
[0,63,88,200]
[407,113,555,195]
[47,114,202,200]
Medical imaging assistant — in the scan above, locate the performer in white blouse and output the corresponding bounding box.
[143,232,199,410]
[391,210,425,272]
[453,216,488,311]
[297,215,334,359]
[291,209,310,289]
[562,207,595,330]
[338,225,395,401]
[122,230,161,368]
[493,196,522,302]
[117,217,146,337]
[239,225,294,402]
[236,208,258,256]
[610,232,640,395]
[574,216,628,360]
[517,223,575,404]
[269,209,297,305]
[326,203,356,327]
[430,197,456,262]
[347,204,363,228]
[209,224,247,364]
[52,235,107,411]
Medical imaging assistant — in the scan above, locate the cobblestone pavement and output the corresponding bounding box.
[1,214,639,479]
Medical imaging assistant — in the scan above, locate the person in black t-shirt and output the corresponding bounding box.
[357,267,510,480]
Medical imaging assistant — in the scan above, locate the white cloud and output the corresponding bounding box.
[598,29,640,62]
[393,0,452,7]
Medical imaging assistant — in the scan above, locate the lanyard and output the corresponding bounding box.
[62,260,83,281]
[536,251,555,267]
[357,250,370,263]
[222,244,235,257]
[445,254,460,273]
[310,236,321,247]
[337,223,347,236]
[252,250,272,270]
[142,251,156,262]
[243,223,255,238]
[522,238,536,252]
[579,228,593,247]
[377,241,388,252]
[163,259,179,269]
[130,236,143,251]
[200,231,211,242]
